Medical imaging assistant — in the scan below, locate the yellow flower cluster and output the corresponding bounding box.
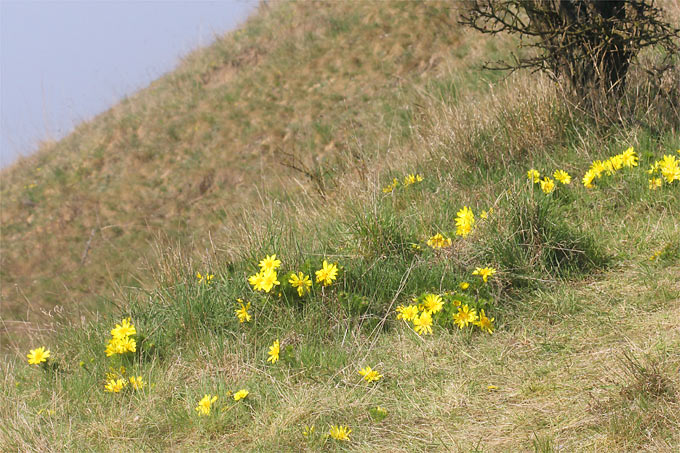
[527,168,571,194]
[582,147,638,188]
[196,272,214,284]
[647,153,680,189]
[104,366,145,393]
[194,389,249,416]
[426,233,451,249]
[382,173,423,193]
[396,266,496,336]
[105,318,137,357]
[248,254,281,293]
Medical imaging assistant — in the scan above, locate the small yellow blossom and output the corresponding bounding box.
[453,304,478,329]
[455,206,475,238]
[129,376,145,390]
[403,173,424,186]
[235,301,251,323]
[196,272,214,284]
[289,272,312,297]
[553,170,571,185]
[421,293,443,314]
[105,336,136,357]
[111,318,136,340]
[382,178,399,193]
[620,147,638,168]
[195,394,217,416]
[104,378,128,393]
[649,177,662,190]
[358,366,383,383]
[27,347,50,365]
[396,304,419,321]
[233,389,249,401]
[259,269,280,293]
[258,254,281,272]
[582,169,597,188]
[267,339,280,364]
[412,311,433,335]
[480,208,493,219]
[426,233,451,249]
[475,309,494,334]
[472,267,496,283]
[539,177,556,194]
[527,169,540,183]
[459,282,469,290]
[315,260,338,286]
[303,425,315,438]
[329,425,351,441]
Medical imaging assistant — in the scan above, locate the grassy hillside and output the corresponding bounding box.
[2,1,680,451]
[1,1,493,342]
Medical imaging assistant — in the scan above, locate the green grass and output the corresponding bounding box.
[2,0,680,451]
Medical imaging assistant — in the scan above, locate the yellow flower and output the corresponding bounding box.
[539,177,555,194]
[195,394,218,416]
[591,160,606,177]
[267,339,280,364]
[620,147,638,168]
[358,366,383,383]
[196,272,214,284]
[459,282,469,290]
[582,169,597,188]
[233,389,249,401]
[235,301,251,323]
[426,233,451,249]
[396,304,419,321]
[474,309,494,334]
[105,336,136,357]
[422,294,443,314]
[315,260,338,286]
[111,318,136,340]
[289,272,312,297]
[259,269,280,293]
[303,425,315,438]
[608,154,624,173]
[382,178,399,193]
[129,376,145,390]
[412,311,433,335]
[329,425,351,441]
[553,170,571,185]
[403,173,424,186]
[455,206,475,238]
[649,178,662,190]
[659,155,680,184]
[27,347,50,365]
[472,267,496,283]
[104,378,128,393]
[527,169,540,183]
[480,208,493,219]
[258,254,281,272]
[453,304,478,329]
[248,271,265,291]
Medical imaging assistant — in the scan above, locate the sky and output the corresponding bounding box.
[0,0,258,168]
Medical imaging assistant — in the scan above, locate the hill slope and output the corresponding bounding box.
[1,2,497,342]
[2,1,680,451]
